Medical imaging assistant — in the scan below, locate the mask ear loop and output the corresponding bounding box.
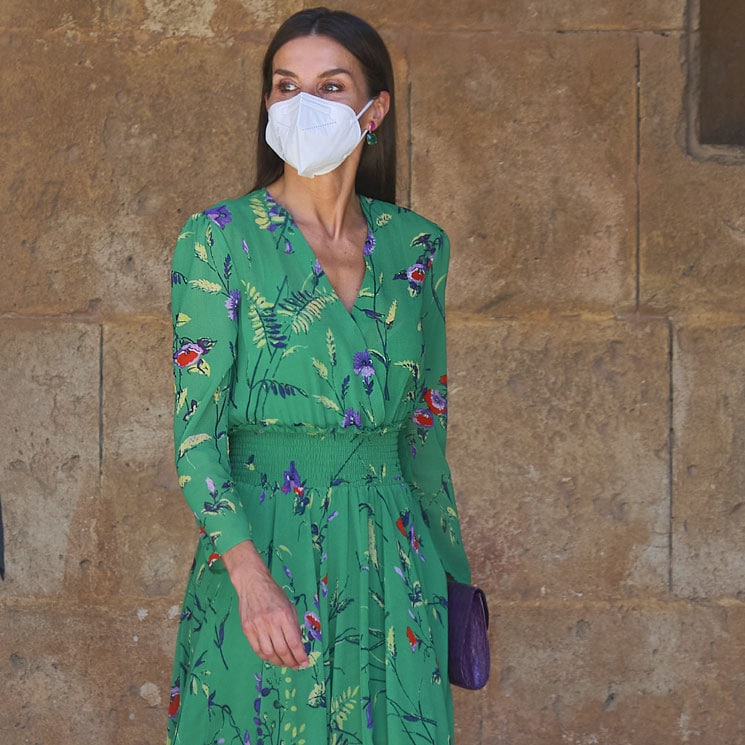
[357,98,377,144]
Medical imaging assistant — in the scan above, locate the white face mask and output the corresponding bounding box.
[265,92,374,178]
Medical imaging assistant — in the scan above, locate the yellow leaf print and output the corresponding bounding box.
[194,242,208,262]
[313,395,340,412]
[326,328,336,366]
[387,626,397,659]
[312,358,329,380]
[175,312,192,327]
[368,518,379,569]
[385,299,397,327]
[189,279,222,294]
[178,433,212,458]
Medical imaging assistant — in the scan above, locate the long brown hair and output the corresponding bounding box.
[251,7,397,204]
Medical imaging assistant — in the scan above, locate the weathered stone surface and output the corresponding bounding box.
[0,320,100,597]
[478,600,745,744]
[140,0,302,38]
[0,602,179,745]
[640,34,745,315]
[360,0,683,31]
[0,1,100,30]
[410,33,637,315]
[0,32,261,316]
[101,319,194,598]
[672,325,745,598]
[447,317,671,599]
[0,1,684,34]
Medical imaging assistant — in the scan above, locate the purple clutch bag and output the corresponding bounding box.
[447,581,490,689]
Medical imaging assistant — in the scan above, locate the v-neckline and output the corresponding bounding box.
[264,188,372,316]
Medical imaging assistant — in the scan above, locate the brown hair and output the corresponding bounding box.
[251,7,397,203]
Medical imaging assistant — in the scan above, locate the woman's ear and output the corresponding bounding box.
[365,90,391,131]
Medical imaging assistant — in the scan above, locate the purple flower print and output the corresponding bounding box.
[341,408,362,429]
[394,260,429,293]
[281,461,304,496]
[225,289,241,320]
[204,205,232,229]
[284,239,293,254]
[363,230,375,256]
[353,350,375,381]
[313,258,324,276]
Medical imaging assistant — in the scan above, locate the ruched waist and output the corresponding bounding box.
[228,426,403,487]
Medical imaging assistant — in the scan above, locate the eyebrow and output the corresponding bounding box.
[272,67,354,79]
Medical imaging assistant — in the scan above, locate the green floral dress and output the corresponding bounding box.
[168,188,471,745]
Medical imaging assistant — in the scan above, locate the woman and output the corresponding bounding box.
[169,7,471,744]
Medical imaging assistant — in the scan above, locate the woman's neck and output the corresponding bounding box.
[267,167,364,241]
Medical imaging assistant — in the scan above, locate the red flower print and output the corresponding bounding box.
[174,345,201,368]
[406,626,419,652]
[408,264,426,284]
[396,513,409,538]
[413,409,433,428]
[168,682,181,719]
[207,552,221,568]
[304,611,322,641]
[423,388,447,415]
[173,338,214,369]
[396,510,422,555]
[439,374,448,385]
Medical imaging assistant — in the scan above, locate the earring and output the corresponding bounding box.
[366,120,378,145]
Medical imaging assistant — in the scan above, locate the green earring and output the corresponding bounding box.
[366,120,378,145]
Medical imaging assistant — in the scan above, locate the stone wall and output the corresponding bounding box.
[2,1,744,743]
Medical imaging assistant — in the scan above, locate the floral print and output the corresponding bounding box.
[168,188,470,745]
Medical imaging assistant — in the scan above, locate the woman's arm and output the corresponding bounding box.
[172,212,307,669]
[397,229,471,584]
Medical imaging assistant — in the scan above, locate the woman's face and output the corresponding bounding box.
[266,34,373,118]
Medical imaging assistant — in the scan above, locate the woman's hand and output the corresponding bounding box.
[221,540,310,670]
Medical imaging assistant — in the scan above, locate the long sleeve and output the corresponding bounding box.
[398,230,471,584]
[171,210,250,569]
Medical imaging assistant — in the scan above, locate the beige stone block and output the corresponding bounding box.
[102,319,194,597]
[0,320,100,597]
[0,602,179,745]
[355,1,683,31]
[0,32,262,316]
[453,684,485,742]
[0,1,100,30]
[138,0,302,37]
[478,600,745,744]
[672,325,745,598]
[640,34,745,315]
[410,33,637,314]
[447,318,670,599]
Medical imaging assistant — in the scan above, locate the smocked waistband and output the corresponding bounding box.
[228,426,402,486]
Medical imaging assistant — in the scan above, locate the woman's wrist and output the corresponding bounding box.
[221,539,266,576]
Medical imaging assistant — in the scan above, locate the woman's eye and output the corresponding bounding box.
[321,81,342,93]
[277,80,298,92]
